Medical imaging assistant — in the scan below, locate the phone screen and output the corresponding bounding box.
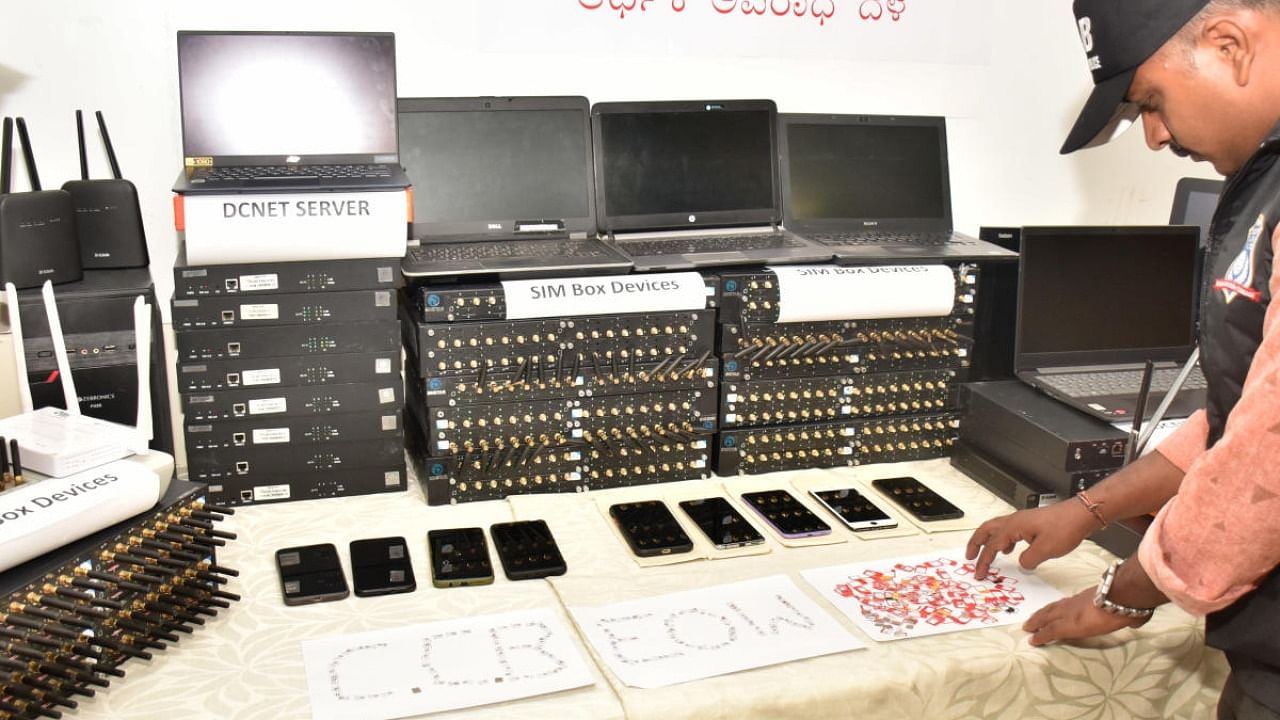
[349,537,417,597]
[810,488,898,532]
[428,528,494,588]
[608,501,694,557]
[490,520,567,580]
[678,497,765,549]
[740,490,831,538]
[871,476,965,521]
[276,543,349,606]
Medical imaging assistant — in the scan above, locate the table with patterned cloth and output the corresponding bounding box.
[63,458,1227,719]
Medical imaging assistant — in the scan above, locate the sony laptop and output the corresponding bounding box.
[1014,225,1207,422]
[591,99,830,271]
[778,113,1017,263]
[1169,176,1224,245]
[397,96,633,278]
[172,31,409,194]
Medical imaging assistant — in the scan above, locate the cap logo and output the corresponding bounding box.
[1077,17,1094,52]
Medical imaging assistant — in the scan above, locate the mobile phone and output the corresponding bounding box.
[739,490,832,539]
[428,528,495,588]
[489,520,567,581]
[809,488,899,532]
[677,497,766,550]
[871,476,965,522]
[608,501,695,557]
[275,543,349,606]
[349,536,417,597]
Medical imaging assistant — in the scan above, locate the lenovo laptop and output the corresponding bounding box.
[397,96,632,278]
[778,113,1016,263]
[591,100,830,271]
[172,31,409,194]
[1014,225,1206,422]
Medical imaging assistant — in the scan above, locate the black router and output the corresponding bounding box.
[0,117,82,288]
[61,110,149,269]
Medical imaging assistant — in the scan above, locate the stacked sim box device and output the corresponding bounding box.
[172,254,405,505]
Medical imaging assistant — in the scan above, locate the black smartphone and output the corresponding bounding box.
[809,488,900,532]
[739,490,832,539]
[427,528,494,588]
[275,543,349,606]
[489,520,567,581]
[608,501,695,557]
[677,497,766,550]
[871,476,965,521]
[349,536,417,597]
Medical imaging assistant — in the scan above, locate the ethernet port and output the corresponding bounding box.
[227,342,241,355]
[221,310,235,322]
[232,403,247,417]
[225,278,240,292]
[226,372,240,386]
[232,432,246,446]
[239,489,253,502]
[235,461,250,475]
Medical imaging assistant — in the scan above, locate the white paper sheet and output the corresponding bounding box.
[768,265,955,322]
[501,272,707,320]
[570,575,864,689]
[801,550,1064,642]
[301,608,595,720]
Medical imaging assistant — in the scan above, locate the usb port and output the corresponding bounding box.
[103,344,117,352]
[225,278,239,292]
[227,342,241,355]
[232,432,246,446]
[226,372,240,386]
[232,403,247,417]
[235,461,249,475]
[221,310,235,322]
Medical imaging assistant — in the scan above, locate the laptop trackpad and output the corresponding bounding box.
[248,175,320,186]
[687,251,748,263]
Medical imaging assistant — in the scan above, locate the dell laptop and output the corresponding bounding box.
[778,113,1016,263]
[1014,225,1206,422]
[397,96,633,278]
[173,31,409,194]
[591,99,830,271]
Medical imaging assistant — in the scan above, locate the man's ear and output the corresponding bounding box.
[1201,14,1255,86]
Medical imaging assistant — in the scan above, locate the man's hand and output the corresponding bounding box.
[1022,588,1148,646]
[965,501,1098,579]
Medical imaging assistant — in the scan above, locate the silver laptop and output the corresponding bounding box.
[591,99,830,272]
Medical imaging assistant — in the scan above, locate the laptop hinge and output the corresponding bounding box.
[607,230,617,242]
[771,220,779,232]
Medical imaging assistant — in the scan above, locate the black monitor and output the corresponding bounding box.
[1169,176,1224,245]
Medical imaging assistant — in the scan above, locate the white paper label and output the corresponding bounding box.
[501,272,705,320]
[239,274,279,291]
[252,428,291,444]
[375,358,392,374]
[767,265,955,322]
[248,397,287,415]
[380,415,398,431]
[242,369,281,386]
[253,484,291,501]
[379,388,396,404]
[240,303,280,321]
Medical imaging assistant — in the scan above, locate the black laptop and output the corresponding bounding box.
[1169,176,1224,244]
[777,113,1016,263]
[591,99,830,272]
[1014,225,1207,422]
[172,31,409,194]
[397,96,633,278]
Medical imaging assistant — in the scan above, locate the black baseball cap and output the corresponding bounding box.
[1060,0,1210,154]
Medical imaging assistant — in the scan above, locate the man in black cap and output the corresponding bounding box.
[966,1,1280,716]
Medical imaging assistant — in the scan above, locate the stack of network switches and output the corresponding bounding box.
[712,264,978,475]
[401,276,719,505]
[171,256,406,506]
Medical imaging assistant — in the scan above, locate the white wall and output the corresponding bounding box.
[0,0,1220,455]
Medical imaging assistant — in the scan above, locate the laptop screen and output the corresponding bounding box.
[177,32,398,164]
[593,100,780,231]
[1015,226,1199,370]
[1169,177,1223,245]
[397,97,595,239]
[779,114,952,233]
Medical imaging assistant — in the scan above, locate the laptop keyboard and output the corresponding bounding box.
[807,231,957,246]
[194,165,394,181]
[619,232,805,256]
[407,240,613,263]
[1038,366,1208,399]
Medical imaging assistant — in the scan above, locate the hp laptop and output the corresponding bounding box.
[172,31,409,194]
[397,96,632,278]
[778,113,1017,263]
[591,100,830,271]
[1169,176,1224,244]
[1014,225,1207,422]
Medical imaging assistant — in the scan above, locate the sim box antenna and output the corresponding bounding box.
[0,117,82,288]
[61,110,149,269]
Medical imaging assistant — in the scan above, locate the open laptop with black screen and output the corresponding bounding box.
[592,100,830,271]
[172,31,409,194]
[397,96,632,278]
[778,113,1016,263]
[1169,176,1224,244]
[1014,225,1207,422]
